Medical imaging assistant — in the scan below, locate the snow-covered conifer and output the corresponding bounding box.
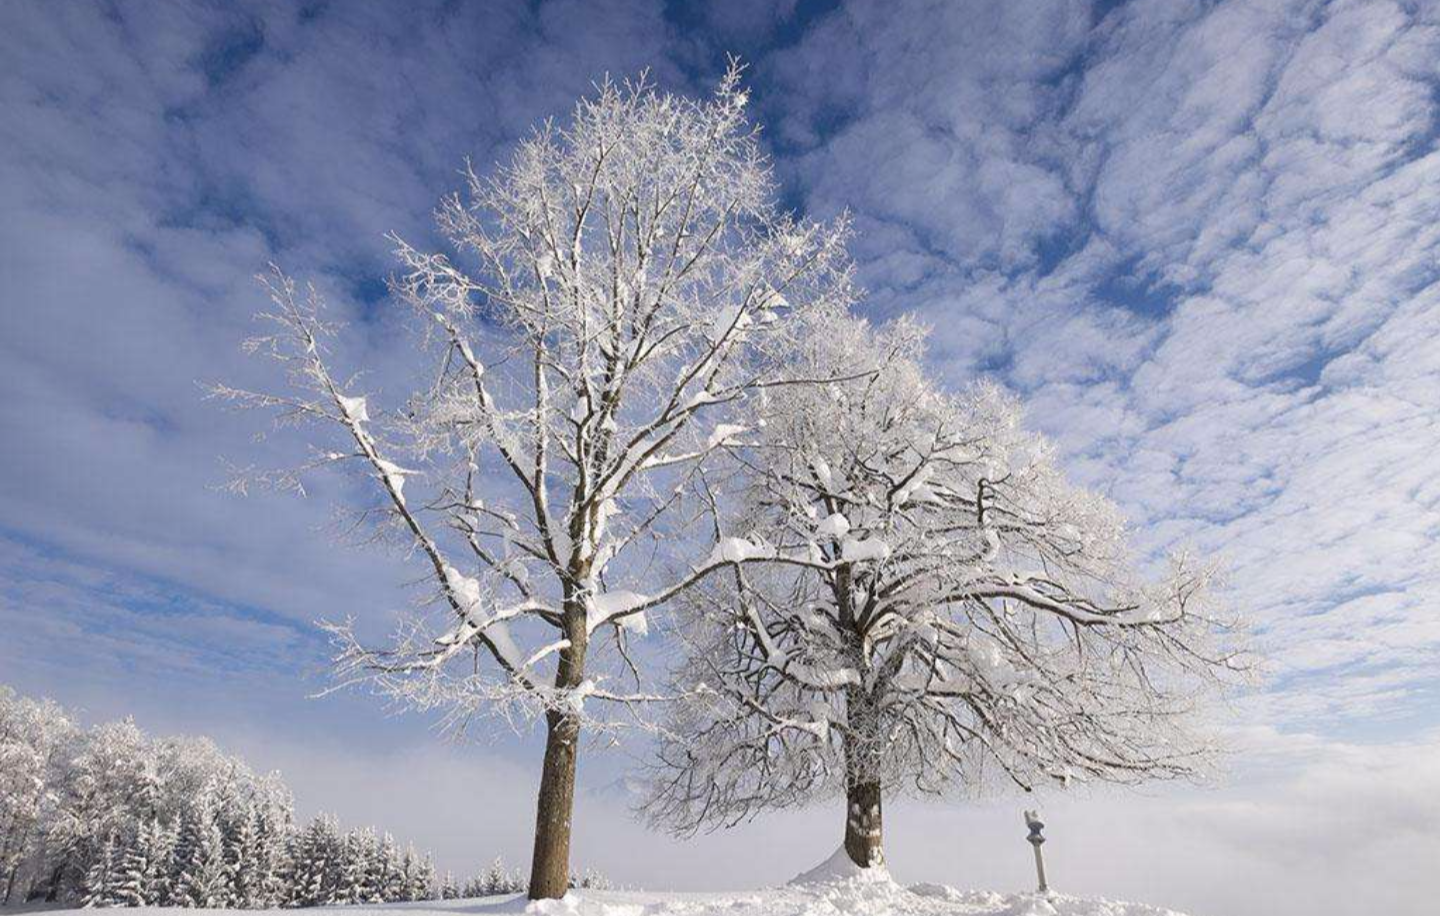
[109,818,172,907]
[440,870,460,900]
[228,804,265,909]
[286,814,342,908]
[402,845,435,900]
[80,835,120,908]
[173,786,232,908]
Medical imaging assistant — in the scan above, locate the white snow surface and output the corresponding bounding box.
[787,845,891,886]
[32,869,1188,916]
[29,889,1187,916]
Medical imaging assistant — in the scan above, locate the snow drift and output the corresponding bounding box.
[34,872,1190,916]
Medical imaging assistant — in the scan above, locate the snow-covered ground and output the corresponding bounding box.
[29,850,1188,916]
[28,888,1185,916]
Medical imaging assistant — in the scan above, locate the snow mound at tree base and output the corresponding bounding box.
[787,845,893,885]
[33,886,1191,916]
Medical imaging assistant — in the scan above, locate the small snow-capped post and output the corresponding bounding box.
[1024,809,1048,894]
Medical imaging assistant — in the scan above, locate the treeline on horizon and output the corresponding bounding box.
[0,685,609,908]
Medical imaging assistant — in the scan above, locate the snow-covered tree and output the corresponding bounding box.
[0,686,78,904]
[467,856,525,897]
[334,828,375,905]
[228,804,267,909]
[81,836,121,908]
[216,63,856,898]
[246,773,294,909]
[286,815,340,908]
[110,818,175,907]
[568,867,613,891]
[44,719,150,901]
[402,845,436,901]
[439,870,460,900]
[644,315,1248,869]
[375,832,406,902]
[172,785,232,908]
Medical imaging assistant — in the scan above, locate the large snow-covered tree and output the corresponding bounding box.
[216,64,855,897]
[0,687,78,904]
[42,719,151,901]
[643,315,1247,869]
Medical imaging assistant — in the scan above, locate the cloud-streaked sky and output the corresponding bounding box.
[2,2,1437,915]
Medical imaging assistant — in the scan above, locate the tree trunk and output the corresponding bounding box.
[841,682,884,869]
[43,861,64,902]
[527,708,580,899]
[528,588,589,900]
[843,778,884,869]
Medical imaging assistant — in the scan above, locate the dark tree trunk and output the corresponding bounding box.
[841,682,884,869]
[527,589,589,900]
[527,707,580,899]
[43,862,64,902]
[843,778,884,869]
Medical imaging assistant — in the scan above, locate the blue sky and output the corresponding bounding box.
[2,2,1439,915]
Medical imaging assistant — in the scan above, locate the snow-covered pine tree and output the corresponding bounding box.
[216,61,858,899]
[333,828,374,905]
[480,856,507,895]
[645,314,1249,869]
[439,870,459,900]
[228,804,263,909]
[286,814,340,908]
[567,867,612,890]
[279,828,303,907]
[109,818,169,907]
[167,806,195,906]
[80,835,120,908]
[173,786,232,909]
[109,830,146,908]
[375,832,406,902]
[364,833,386,903]
[417,852,437,900]
[400,845,434,901]
[147,818,179,906]
[394,843,415,903]
[250,774,293,908]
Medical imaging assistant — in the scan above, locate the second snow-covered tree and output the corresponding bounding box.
[644,315,1246,869]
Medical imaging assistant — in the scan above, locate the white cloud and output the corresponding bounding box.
[767,0,1440,732]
